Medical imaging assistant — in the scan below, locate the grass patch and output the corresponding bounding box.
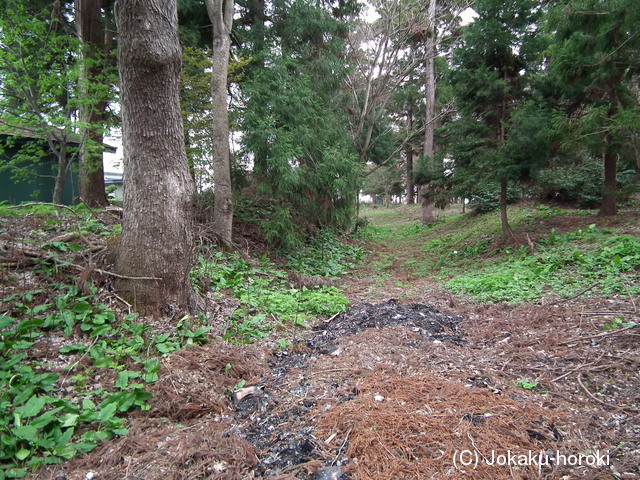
[448,226,640,303]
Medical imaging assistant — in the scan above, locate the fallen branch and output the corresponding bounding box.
[3,249,161,281]
[548,283,599,306]
[559,324,637,346]
[7,202,83,218]
[550,353,605,383]
[66,263,161,281]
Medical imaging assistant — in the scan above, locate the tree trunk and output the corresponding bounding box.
[599,139,617,216]
[76,0,108,207]
[499,178,513,241]
[206,0,234,246]
[115,0,195,316]
[52,144,68,205]
[420,0,437,225]
[406,100,414,205]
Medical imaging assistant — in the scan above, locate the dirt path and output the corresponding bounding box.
[31,208,640,480]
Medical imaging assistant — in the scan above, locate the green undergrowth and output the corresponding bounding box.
[447,225,640,304]
[360,204,639,304]
[283,229,366,277]
[192,230,360,343]
[0,283,209,478]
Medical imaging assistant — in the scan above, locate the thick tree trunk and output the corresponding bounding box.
[115,0,195,316]
[599,140,617,216]
[420,0,437,224]
[76,0,108,207]
[206,0,234,247]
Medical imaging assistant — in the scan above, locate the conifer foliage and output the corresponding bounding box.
[444,0,550,240]
[546,0,640,216]
[240,0,361,247]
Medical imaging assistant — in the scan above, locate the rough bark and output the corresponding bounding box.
[420,0,437,224]
[115,0,195,316]
[76,0,109,207]
[205,0,234,247]
[52,142,69,205]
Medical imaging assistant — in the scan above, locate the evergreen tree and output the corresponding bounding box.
[445,0,549,240]
[240,0,361,247]
[546,0,640,216]
[76,0,117,207]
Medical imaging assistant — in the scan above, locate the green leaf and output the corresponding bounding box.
[20,395,46,418]
[13,387,35,405]
[15,448,31,461]
[5,468,28,479]
[29,407,64,428]
[0,316,15,329]
[60,414,79,428]
[59,344,88,354]
[97,402,117,423]
[74,441,97,453]
[73,301,91,314]
[52,444,76,460]
[11,425,39,442]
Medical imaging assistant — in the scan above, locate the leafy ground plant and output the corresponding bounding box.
[447,227,640,303]
[0,283,209,478]
[192,244,352,343]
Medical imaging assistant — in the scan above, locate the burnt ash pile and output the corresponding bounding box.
[231,300,466,479]
[309,299,464,352]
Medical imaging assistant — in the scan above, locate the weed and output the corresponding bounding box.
[191,245,350,343]
[284,230,365,277]
[603,317,637,330]
[447,229,640,304]
[516,378,539,390]
[0,282,210,476]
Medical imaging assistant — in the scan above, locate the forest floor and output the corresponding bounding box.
[2,203,639,480]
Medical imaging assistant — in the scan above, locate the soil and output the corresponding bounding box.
[2,206,639,480]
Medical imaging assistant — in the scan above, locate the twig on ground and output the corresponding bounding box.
[580,311,637,316]
[332,428,352,466]
[548,283,599,306]
[559,324,637,346]
[7,202,83,218]
[576,374,640,414]
[550,353,605,383]
[576,374,612,408]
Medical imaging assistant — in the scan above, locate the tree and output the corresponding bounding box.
[76,0,116,207]
[240,0,361,247]
[0,1,108,204]
[546,0,640,216]
[445,0,547,240]
[115,0,195,316]
[205,0,235,247]
[419,0,438,224]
